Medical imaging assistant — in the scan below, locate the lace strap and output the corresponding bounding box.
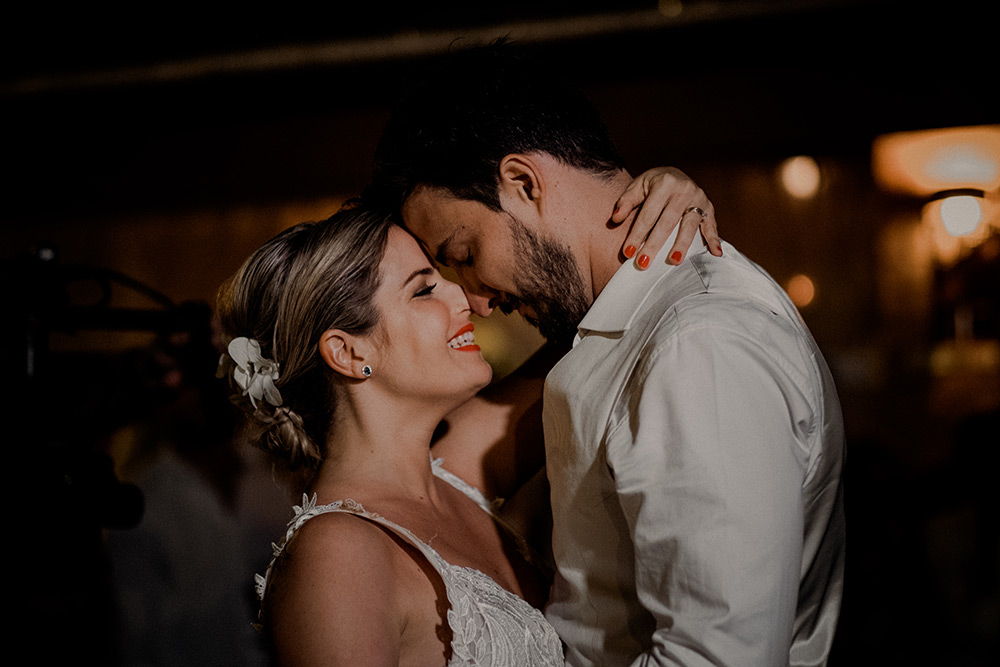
[431,458,552,578]
[255,495,458,624]
[431,457,498,514]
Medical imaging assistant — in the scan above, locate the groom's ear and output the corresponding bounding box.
[498,153,544,208]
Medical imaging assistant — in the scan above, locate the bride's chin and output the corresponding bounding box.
[433,362,493,407]
[459,372,493,403]
[477,360,494,384]
[473,367,493,393]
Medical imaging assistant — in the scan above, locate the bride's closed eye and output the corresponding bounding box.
[414,283,438,298]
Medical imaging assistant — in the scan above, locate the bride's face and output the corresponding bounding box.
[366,226,493,404]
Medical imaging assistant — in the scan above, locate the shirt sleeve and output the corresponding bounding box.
[608,319,815,666]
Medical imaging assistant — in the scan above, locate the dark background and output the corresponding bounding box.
[4,0,996,219]
[4,1,998,664]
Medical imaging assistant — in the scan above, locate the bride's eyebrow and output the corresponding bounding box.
[402,267,435,288]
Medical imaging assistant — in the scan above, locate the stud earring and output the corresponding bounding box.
[361,365,372,378]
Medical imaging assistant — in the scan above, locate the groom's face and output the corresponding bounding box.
[402,185,589,344]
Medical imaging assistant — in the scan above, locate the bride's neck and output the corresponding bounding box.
[313,391,445,501]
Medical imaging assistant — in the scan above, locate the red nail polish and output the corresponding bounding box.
[637,254,650,269]
[670,251,683,264]
[624,245,636,259]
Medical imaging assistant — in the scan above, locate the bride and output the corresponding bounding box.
[217,172,718,666]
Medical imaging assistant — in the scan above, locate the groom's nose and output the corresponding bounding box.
[462,287,495,317]
[453,267,499,317]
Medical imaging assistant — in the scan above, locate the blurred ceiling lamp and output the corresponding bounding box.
[939,194,983,236]
[780,156,821,199]
[872,125,1000,196]
[921,192,994,264]
[873,125,1000,265]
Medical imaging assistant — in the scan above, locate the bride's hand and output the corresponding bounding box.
[611,167,723,269]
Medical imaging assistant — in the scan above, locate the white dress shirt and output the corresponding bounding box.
[542,236,845,666]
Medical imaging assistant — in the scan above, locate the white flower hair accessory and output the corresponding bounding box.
[226,337,283,409]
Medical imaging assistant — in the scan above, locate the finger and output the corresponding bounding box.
[624,182,688,264]
[611,178,650,226]
[697,201,724,257]
[664,206,706,265]
[663,201,722,264]
[635,193,696,269]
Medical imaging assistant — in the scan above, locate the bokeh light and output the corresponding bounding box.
[786,274,816,307]
[940,195,983,237]
[780,156,821,199]
[657,0,684,18]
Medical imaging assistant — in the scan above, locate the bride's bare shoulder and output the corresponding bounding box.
[264,511,446,666]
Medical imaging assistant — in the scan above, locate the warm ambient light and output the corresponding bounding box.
[940,195,983,237]
[780,156,821,199]
[872,125,1000,196]
[786,274,816,308]
[926,146,998,185]
[920,194,997,265]
[658,0,684,18]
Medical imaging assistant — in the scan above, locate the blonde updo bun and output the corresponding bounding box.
[217,202,393,471]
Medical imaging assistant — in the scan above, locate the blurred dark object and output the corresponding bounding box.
[5,243,229,664]
[931,233,1000,343]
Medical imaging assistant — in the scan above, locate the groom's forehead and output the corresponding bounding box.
[401,189,463,253]
[402,187,484,237]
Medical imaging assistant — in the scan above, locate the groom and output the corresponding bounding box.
[369,43,845,667]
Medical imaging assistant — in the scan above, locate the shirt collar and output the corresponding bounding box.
[575,227,704,346]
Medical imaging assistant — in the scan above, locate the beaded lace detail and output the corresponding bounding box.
[255,461,564,666]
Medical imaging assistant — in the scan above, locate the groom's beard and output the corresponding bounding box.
[504,214,590,347]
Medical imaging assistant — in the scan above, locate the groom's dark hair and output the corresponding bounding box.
[367,39,625,213]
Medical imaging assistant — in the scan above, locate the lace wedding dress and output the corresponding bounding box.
[255,459,565,666]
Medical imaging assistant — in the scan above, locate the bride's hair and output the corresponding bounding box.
[217,202,393,470]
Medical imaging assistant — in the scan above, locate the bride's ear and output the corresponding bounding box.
[319,329,372,380]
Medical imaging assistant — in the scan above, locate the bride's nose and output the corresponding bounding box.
[452,266,497,317]
[442,278,477,316]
